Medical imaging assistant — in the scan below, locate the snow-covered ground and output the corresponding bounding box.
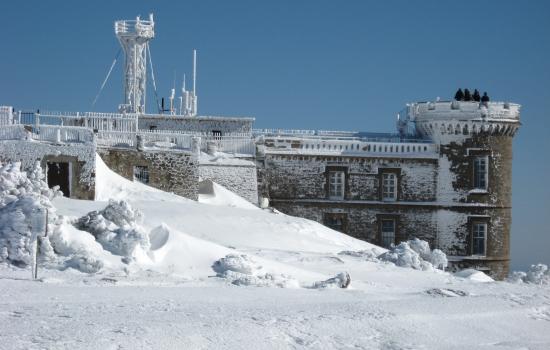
[0,156,549,349]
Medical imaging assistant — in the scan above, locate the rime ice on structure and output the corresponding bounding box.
[115,14,155,114]
[0,16,522,279]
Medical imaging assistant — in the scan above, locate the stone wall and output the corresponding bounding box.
[0,140,96,200]
[259,144,513,280]
[260,154,438,202]
[98,147,199,200]
[199,163,258,204]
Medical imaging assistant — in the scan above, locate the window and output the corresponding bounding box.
[324,213,347,233]
[328,171,345,199]
[472,222,487,256]
[133,166,149,184]
[382,173,397,201]
[149,125,157,131]
[473,156,488,190]
[380,219,395,248]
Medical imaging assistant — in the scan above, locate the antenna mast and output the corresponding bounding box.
[115,13,155,114]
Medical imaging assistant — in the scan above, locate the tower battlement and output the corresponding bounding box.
[402,101,521,143]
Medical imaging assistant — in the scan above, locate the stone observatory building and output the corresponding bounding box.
[0,15,522,279]
[257,100,520,279]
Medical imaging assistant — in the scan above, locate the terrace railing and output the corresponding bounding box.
[0,125,94,144]
[262,136,437,156]
[201,136,255,156]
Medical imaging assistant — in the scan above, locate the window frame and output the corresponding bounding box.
[473,155,489,190]
[471,221,487,256]
[323,212,348,233]
[328,170,345,200]
[380,219,396,248]
[133,165,150,184]
[381,172,397,201]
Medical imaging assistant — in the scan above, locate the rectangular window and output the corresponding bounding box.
[472,222,487,256]
[329,171,345,199]
[381,219,396,248]
[149,125,157,131]
[382,173,397,201]
[133,165,149,184]
[324,214,346,233]
[473,156,488,190]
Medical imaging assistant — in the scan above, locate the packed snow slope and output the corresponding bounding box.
[0,155,549,349]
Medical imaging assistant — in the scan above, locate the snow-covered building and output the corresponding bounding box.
[0,15,521,279]
[257,101,520,279]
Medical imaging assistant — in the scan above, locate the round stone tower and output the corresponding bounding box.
[405,100,521,279]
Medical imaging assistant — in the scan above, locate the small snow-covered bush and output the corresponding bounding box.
[76,200,150,259]
[508,264,550,285]
[0,161,60,266]
[378,238,448,271]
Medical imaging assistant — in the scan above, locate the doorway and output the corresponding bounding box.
[47,162,70,197]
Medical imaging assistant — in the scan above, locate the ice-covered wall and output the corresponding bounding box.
[0,140,96,199]
[139,115,254,135]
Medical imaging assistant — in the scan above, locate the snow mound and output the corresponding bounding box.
[75,200,150,261]
[149,224,170,251]
[198,179,258,210]
[212,254,300,288]
[454,269,494,282]
[508,264,550,285]
[338,248,381,261]
[426,288,468,297]
[0,161,60,266]
[378,238,448,271]
[312,272,351,289]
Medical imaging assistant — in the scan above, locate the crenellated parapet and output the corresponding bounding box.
[405,101,520,143]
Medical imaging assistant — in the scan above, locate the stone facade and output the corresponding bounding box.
[199,163,258,204]
[0,99,521,280]
[257,101,521,280]
[0,139,96,200]
[98,147,199,200]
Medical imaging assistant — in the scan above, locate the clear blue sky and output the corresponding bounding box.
[0,1,548,270]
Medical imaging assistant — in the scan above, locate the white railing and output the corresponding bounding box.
[139,130,193,150]
[35,125,94,143]
[0,125,26,140]
[263,137,437,156]
[96,131,136,148]
[201,136,255,155]
[0,125,94,144]
[0,106,14,126]
[37,111,139,132]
